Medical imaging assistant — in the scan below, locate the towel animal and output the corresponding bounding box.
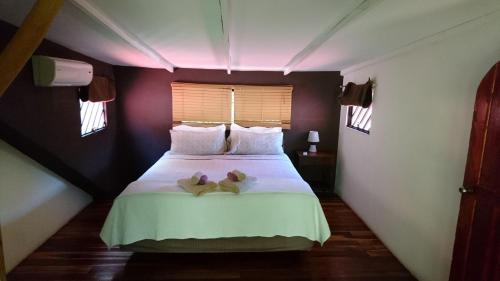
[190,171,208,185]
[178,172,216,196]
[227,170,246,181]
[178,179,217,196]
[219,170,256,194]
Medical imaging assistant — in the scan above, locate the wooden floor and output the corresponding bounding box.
[7,196,416,281]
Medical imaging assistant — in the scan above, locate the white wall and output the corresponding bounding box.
[0,140,92,272]
[336,13,500,281]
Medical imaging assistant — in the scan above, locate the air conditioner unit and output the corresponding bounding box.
[32,55,93,87]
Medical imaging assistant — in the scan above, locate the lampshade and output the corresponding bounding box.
[307,131,319,143]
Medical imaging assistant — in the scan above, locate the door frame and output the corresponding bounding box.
[0,224,6,281]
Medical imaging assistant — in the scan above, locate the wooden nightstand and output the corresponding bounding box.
[296,151,335,195]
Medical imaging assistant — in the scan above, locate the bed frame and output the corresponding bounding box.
[121,236,314,253]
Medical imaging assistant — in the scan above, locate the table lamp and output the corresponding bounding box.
[307,131,319,153]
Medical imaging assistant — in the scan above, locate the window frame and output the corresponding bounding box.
[79,99,107,137]
[346,105,372,135]
[171,83,293,129]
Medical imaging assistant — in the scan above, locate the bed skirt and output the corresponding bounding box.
[121,236,314,253]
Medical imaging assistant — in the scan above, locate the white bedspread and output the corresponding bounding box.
[101,152,331,247]
[121,152,314,195]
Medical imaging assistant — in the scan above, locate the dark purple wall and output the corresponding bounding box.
[0,20,117,197]
[113,67,342,187]
[0,19,342,197]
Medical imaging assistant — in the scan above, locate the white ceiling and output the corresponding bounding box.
[0,0,499,73]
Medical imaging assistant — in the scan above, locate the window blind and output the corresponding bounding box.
[233,85,293,129]
[171,82,233,125]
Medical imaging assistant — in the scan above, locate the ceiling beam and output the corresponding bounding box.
[0,0,64,98]
[283,0,381,75]
[71,0,174,72]
[219,0,232,74]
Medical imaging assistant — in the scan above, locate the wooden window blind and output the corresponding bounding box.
[233,85,293,129]
[171,82,233,125]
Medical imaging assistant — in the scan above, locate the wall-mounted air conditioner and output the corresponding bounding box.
[32,55,93,87]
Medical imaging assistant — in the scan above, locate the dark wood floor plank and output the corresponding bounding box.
[8,196,416,281]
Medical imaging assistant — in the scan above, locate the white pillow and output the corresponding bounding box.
[228,123,282,144]
[170,130,226,155]
[230,123,282,133]
[227,131,284,155]
[173,124,226,132]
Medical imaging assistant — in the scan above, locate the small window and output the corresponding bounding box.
[80,100,107,137]
[347,105,372,134]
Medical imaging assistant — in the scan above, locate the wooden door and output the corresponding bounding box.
[449,62,500,281]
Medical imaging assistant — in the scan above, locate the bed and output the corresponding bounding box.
[100,152,331,252]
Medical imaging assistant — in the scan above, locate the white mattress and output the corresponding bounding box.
[121,152,314,195]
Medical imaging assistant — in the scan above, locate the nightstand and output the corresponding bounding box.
[296,151,335,195]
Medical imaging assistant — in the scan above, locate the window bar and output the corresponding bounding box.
[355,108,369,126]
[81,102,93,134]
[85,103,98,134]
[358,107,372,129]
[352,105,362,116]
[80,101,90,126]
[365,119,372,130]
[95,104,104,130]
[351,107,364,126]
[96,103,105,129]
[362,116,372,130]
[351,106,362,122]
[346,106,353,126]
[91,103,102,132]
[82,102,94,134]
[103,104,108,126]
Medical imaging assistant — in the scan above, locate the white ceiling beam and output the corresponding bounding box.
[283,0,381,75]
[70,0,175,72]
[219,0,232,74]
